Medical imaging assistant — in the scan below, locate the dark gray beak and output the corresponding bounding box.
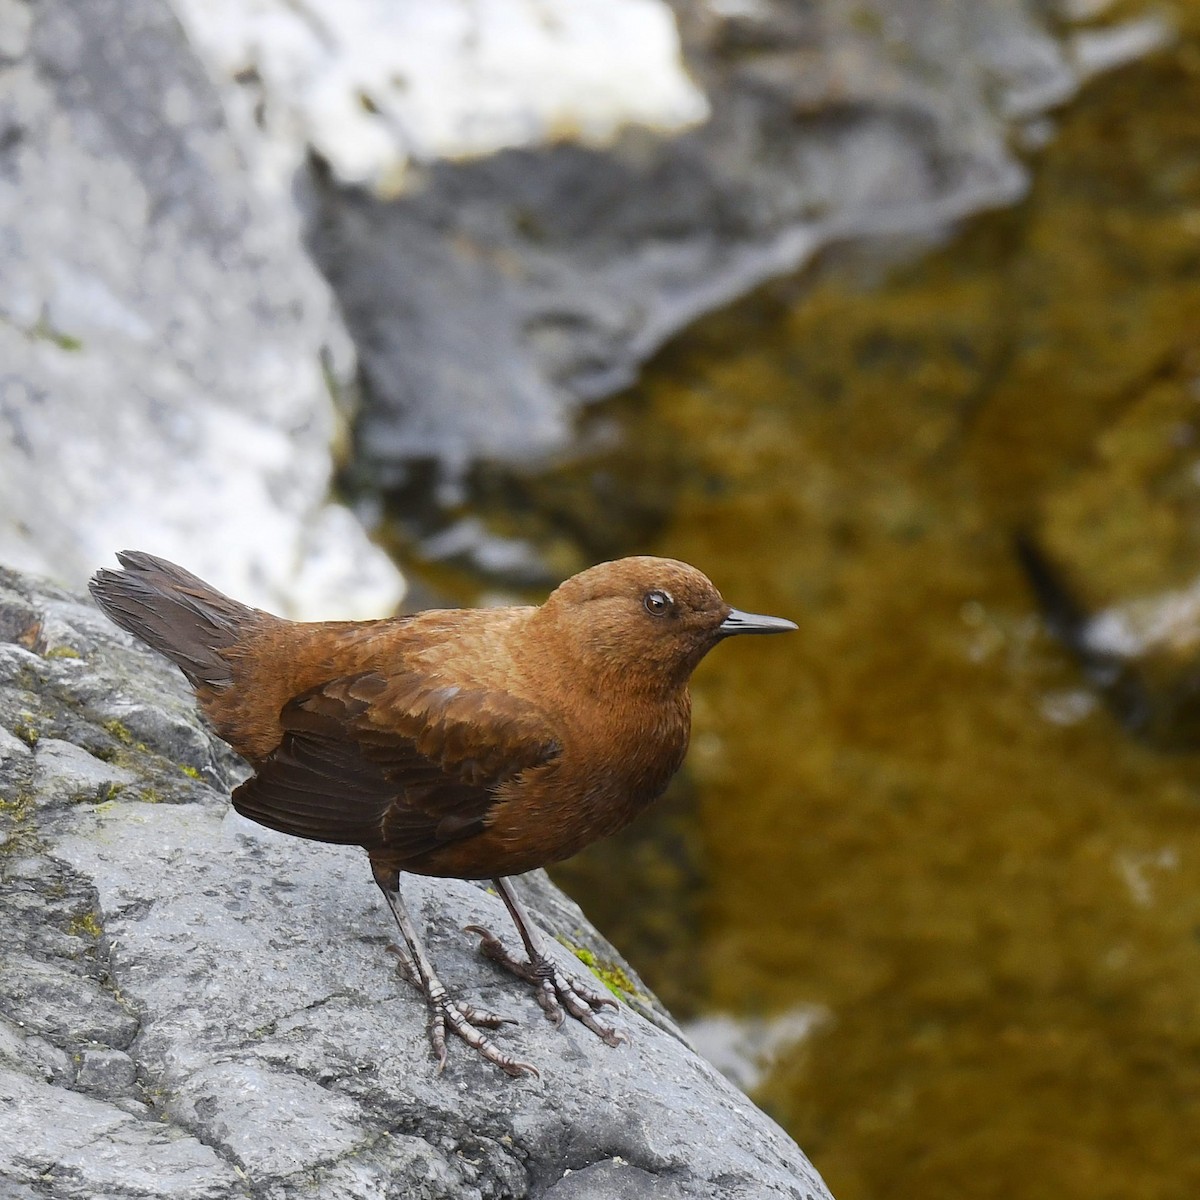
[718,607,798,637]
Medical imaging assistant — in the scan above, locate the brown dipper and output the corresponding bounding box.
[90,550,796,1076]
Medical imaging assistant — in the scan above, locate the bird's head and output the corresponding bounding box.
[535,556,796,694]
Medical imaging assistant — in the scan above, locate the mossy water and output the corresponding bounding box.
[386,19,1200,1200]
[636,38,1200,1196]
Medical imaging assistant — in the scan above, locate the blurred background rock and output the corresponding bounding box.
[3,0,1200,1196]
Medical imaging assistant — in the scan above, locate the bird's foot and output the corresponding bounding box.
[386,944,538,1078]
[466,924,627,1047]
[426,990,538,1080]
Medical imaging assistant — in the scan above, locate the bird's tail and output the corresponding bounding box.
[89,551,262,691]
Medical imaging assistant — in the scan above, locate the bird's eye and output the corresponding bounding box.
[643,589,673,616]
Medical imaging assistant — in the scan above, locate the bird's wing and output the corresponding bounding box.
[231,671,560,857]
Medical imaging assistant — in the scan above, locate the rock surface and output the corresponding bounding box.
[0,564,834,1200]
[291,0,1168,500]
[0,0,403,619]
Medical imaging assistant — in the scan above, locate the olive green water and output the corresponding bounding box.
[391,18,1200,1200]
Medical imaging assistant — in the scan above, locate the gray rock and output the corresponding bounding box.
[167,0,708,189]
[75,1047,139,1097]
[0,562,834,1198]
[33,740,136,804]
[544,1158,688,1199]
[0,1016,73,1086]
[0,1068,240,1199]
[0,954,138,1050]
[0,725,29,765]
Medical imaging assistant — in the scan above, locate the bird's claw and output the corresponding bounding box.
[466,924,627,1048]
[388,942,536,1078]
[427,993,538,1079]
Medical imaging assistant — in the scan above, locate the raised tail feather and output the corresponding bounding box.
[89,551,259,690]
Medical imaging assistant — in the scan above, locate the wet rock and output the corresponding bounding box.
[544,1158,688,1200]
[291,0,1144,500]
[0,562,834,1199]
[1018,531,1200,750]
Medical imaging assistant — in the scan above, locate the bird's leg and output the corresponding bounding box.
[374,876,538,1078]
[466,876,627,1048]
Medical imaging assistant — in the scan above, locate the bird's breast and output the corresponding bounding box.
[476,690,692,870]
[401,688,692,880]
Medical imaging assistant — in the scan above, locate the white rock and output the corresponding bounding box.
[168,0,710,191]
[0,2,405,621]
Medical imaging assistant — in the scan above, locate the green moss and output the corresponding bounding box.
[178,764,201,780]
[0,788,38,857]
[12,716,38,746]
[0,789,32,823]
[68,910,104,939]
[101,720,149,761]
[44,646,81,660]
[557,936,647,1001]
[847,7,884,37]
[102,719,133,745]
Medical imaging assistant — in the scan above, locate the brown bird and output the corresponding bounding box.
[89,551,796,1076]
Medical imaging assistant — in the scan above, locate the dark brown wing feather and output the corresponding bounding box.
[231,671,560,861]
